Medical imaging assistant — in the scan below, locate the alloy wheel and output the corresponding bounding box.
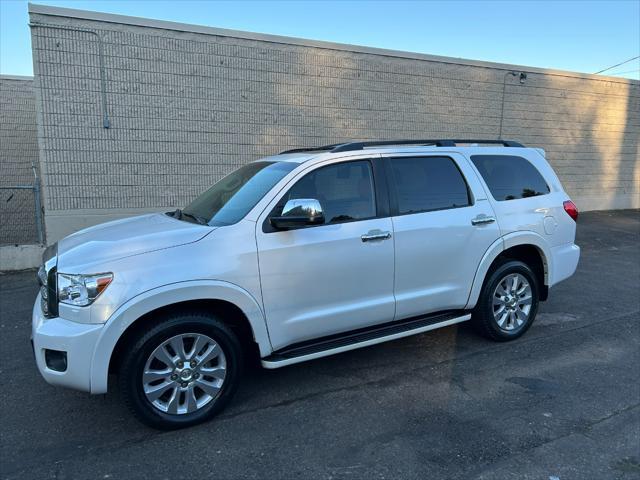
[142,333,227,415]
[492,273,533,332]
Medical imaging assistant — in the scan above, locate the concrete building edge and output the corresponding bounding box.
[28,3,639,86]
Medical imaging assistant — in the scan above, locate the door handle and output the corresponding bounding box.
[471,215,496,226]
[361,230,392,242]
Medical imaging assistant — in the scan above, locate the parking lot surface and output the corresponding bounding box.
[1,209,639,480]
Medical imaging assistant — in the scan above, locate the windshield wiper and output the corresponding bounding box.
[182,211,208,225]
[170,208,208,225]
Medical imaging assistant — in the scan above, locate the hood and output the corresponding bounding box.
[57,213,215,271]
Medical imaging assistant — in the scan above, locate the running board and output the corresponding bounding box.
[261,311,471,369]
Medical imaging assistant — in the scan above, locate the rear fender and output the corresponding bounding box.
[466,231,552,309]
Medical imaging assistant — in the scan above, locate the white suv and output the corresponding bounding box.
[32,139,580,429]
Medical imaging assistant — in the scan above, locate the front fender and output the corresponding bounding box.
[89,280,271,394]
[465,231,552,309]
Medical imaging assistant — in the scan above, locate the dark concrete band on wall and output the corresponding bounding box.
[19,4,640,243]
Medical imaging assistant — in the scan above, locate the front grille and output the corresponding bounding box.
[38,243,58,318]
[37,265,49,315]
[47,266,58,317]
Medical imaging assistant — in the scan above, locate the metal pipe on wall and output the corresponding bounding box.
[29,22,111,129]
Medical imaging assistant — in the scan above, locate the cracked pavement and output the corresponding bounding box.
[1,209,638,479]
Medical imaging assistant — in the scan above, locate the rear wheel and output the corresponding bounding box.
[472,260,540,341]
[119,312,243,430]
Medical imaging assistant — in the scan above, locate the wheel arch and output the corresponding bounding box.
[466,232,552,309]
[90,280,272,394]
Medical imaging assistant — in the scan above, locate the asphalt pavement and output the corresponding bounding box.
[1,209,638,480]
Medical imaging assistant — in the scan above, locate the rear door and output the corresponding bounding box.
[385,153,500,319]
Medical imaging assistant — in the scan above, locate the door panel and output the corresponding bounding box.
[257,218,395,349]
[392,202,499,318]
[387,154,500,319]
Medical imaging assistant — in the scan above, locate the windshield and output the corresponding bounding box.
[183,161,297,226]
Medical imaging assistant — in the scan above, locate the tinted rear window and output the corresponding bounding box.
[389,156,471,214]
[471,155,550,201]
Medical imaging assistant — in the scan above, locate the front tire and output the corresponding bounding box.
[472,260,540,342]
[119,311,243,430]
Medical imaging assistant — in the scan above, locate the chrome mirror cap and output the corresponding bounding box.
[270,198,325,229]
[281,198,323,218]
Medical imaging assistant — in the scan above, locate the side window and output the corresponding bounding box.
[389,156,471,214]
[274,160,376,225]
[471,155,550,201]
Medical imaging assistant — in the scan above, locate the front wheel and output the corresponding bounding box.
[472,260,540,341]
[119,312,243,430]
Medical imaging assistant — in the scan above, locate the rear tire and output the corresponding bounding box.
[119,311,243,430]
[472,260,540,342]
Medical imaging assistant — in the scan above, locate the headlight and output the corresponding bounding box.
[57,272,113,306]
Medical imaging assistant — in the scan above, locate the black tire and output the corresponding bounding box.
[118,311,243,430]
[472,259,540,342]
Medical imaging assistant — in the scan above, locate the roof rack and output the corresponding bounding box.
[279,139,524,154]
[279,144,344,154]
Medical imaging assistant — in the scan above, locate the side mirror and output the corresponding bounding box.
[270,198,325,229]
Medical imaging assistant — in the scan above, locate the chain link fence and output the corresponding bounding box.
[0,177,44,246]
[1,76,44,246]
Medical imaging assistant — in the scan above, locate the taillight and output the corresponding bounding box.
[563,200,578,222]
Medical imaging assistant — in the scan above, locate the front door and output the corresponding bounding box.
[256,157,395,350]
[385,153,500,319]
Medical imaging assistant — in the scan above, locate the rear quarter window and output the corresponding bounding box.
[470,155,550,201]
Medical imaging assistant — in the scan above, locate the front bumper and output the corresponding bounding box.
[31,293,103,392]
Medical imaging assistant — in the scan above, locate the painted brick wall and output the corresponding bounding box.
[0,76,41,245]
[28,8,639,242]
